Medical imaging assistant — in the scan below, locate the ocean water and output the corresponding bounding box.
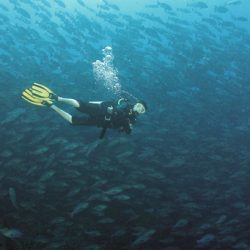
[1,0,250,249]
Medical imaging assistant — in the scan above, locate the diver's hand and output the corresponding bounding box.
[118,123,133,134]
[107,106,114,114]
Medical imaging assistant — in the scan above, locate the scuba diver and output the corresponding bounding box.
[21,83,147,139]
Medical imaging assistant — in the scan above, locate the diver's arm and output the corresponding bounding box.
[50,104,73,123]
[57,97,80,108]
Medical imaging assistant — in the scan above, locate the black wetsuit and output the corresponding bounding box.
[72,100,137,138]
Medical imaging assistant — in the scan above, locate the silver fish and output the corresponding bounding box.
[0,228,23,238]
[8,187,18,209]
[70,202,89,218]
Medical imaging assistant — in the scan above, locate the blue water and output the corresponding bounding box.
[1,0,250,249]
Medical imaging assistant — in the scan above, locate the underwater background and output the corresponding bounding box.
[1,0,250,249]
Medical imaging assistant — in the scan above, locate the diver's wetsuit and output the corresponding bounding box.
[71,100,137,137]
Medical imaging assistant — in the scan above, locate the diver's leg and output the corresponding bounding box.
[76,101,103,115]
[55,97,104,115]
[50,104,97,125]
[57,97,80,108]
[50,104,73,123]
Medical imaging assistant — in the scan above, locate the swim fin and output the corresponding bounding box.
[22,88,53,106]
[30,83,58,101]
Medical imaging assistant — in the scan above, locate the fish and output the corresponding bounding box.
[14,6,31,19]
[157,2,172,11]
[70,202,89,217]
[19,0,32,4]
[214,6,228,13]
[196,234,215,247]
[8,0,20,7]
[132,229,156,246]
[188,1,208,9]
[114,194,130,201]
[0,150,13,158]
[0,3,8,11]
[145,4,158,9]
[85,230,102,237]
[0,228,23,239]
[8,187,18,209]
[41,0,51,8]
[77,0,86,7]
[66,187,81,197]
[173,219,189,229]
[0,171,4,181]
[98,218,114,224]
[105,186,124,195]
[93,204,107,215]
[50,217,66,225]
[44,241,65,249]
[216,215,227,224]
[39,170,56,182]
[2,108,26,124]
[101,0,120,11]
[234,16,248,22]
[55,0,66,8]
[0,13,9,22]
[226,0,241,6]
[32,146,49,155]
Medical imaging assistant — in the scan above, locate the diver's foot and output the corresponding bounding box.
[41,100,53,107]
[49,93,58,101]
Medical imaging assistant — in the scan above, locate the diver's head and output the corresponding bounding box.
[133,101,147,114]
